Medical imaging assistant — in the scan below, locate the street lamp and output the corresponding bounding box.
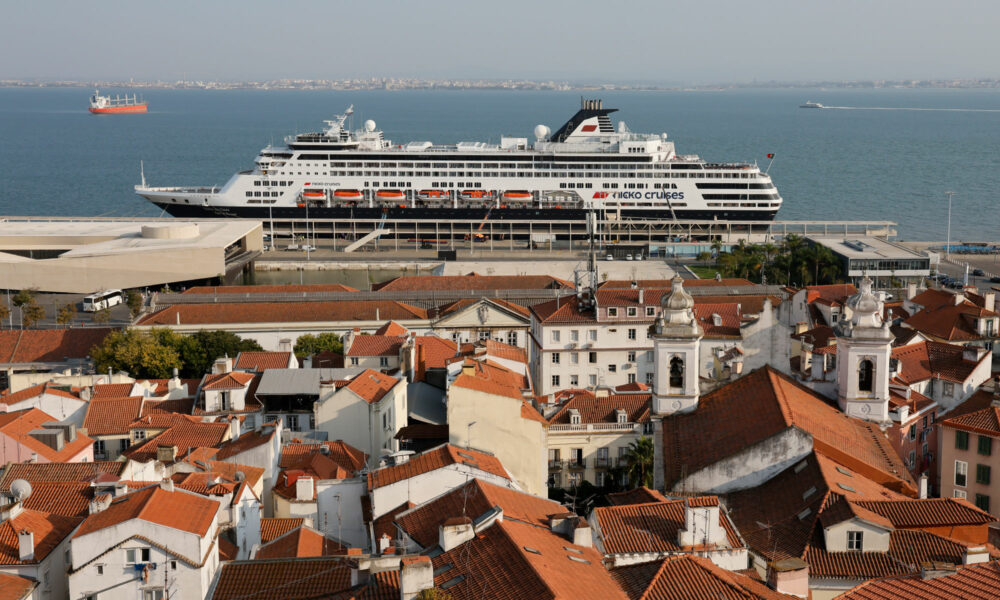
[945,191,956,256]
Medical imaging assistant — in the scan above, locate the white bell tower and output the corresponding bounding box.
[652,276,703,415]
[835,277,892,422]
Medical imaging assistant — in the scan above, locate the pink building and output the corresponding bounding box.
[0,407,93,463]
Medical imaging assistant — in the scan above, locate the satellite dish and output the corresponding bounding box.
[10,479,32,502]
[534,124,551,140]
[234,471,246,482]
[364,120,376,132]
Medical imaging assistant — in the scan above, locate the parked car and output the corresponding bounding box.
[990,276,1000,283]
[301,244,316,252]
[606,254,614,261]
[625,254,633,261]
[286,243,299,251]
[972,268,985,276]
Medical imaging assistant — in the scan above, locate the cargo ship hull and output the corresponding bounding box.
[89,104,148,114]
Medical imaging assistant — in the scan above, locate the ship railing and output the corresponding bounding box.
[137,186,219,193]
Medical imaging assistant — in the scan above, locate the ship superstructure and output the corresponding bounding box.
[136,100,782,221]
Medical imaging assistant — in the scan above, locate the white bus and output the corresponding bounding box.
[82,289,124,312]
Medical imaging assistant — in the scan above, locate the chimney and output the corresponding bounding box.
[921,561,956,580]
[304,355,313,368]
[572,518,593,548]
[794,322,808,335]
[213,357,233,374]
[919,474,929,499]
[986,292,996,313]
[767,558,809,598]
[954,292,966,306]
[963,545,990,565]
[176,312,181,325]
[29,427,65,451]
[399,555,434,600]
[113,482,129,497]
[438,517,474,552]
[461,362,475,376]
[89,493,112,514]
[17,530,34,562]
[159,478,174,493]
[295,476,314,501]
[678,499,727,547]
[963,346,986,363]
[229,416,241,440]
[638,289,644,305]
[378,533,392,554]
[156,445,178,463]
[907,281,918,300]
[349,551,369,587]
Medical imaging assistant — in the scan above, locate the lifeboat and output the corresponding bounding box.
[333,189,363,200]
[460,190,487,200]
[376,189,405,199]
[302,191,325,198]
[417,189,447,200]
[502,191,531,200]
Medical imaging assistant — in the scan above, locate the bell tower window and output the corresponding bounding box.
[669,356,684,388]
[858,359,874,393]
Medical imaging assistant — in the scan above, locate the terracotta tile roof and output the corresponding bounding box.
[600,278,756,289]
[944,389,997,420]
[214,425,276,460]
[374,320,409,336]
[279,441,367,474]
[606,487,669,506]
[74,485,218,538]
[911,288,967,311]
[18,481,94,517]
[122,421,230,463]
[693,303,744,338]
[804,528,969,579]
[129,412,203,430]
[430,518,627,600]
[892,341,986,385]
[202,371,256,391]
[218,536,239,562]
[171,472,240,496]
[480,339,528,364]
[0,408,94,461]
[183,283,358,294]
[235,351,293,371]
[0,507,82,565]
[530,296,593,324]
[211,556,353,600]
[367,444,511,491]
[661,366,915,493]
[853,498,996,528]
[140,397,196,417]
[375,274,573,292]
[0,572,36,600]
[83,396,144,436]
[183,460,265,488]
[615,382,650,392]
[838,560,1000,599]
[904,300,998,341]
[0,328,114,364]
[818,495,894,530]
[451,359,530,401]
[548,393,651,425]
[346,335,405,358]
[521,401,549,425]
[0,382,83,405]
[593,497,743,555]
[791,325,836,348]
[611,554,796,600]
[695,295,781,315]
[394,423,448,441]
[437,296,532,319]
[256,526,348,559]
[941,404,1000,436]
[394,478,565,548]
[325,570,399,600]
[414,336,459,369]
[0,461,126,491]
[92,382,136,398]
[138,300,428,326]
[805,284,858,305]
[260,517,305,543]
[344,369,399,404]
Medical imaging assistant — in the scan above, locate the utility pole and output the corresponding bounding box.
[945,191,956,256]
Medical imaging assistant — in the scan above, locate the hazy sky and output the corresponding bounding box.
[2,0,997,83]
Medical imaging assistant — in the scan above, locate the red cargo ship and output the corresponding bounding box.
[89,90,147,114]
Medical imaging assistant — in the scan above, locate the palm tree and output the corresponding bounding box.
[622,436,655,489]
[810,245,838,285]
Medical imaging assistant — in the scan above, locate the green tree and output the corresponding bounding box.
[11,288,36,308]
[90,328,182,379]
[57,303,77,326]
[21,303,46,328]
[93,308,112,324]
[177,329,263,377]
[125,290,143,318]
[0,302,9,325]
[622,436,655,489]
[293,332,343,358]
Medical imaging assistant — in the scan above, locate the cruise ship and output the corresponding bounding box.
[136,100,782,221]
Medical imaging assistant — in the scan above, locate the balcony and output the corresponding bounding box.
[548,460,564,470]
[567,458,588,470]
[549,422,642,433]
[594,456,611,469]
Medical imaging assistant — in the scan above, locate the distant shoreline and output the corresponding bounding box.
[3,78,1000,92]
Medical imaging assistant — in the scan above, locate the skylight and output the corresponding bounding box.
[433,564,454,577]
[523,546,541,554]
[567,555,591,564]
[838,483,857,493]
[440,575,466,590]
[836,466,854,477]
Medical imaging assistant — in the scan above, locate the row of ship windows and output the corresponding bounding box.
[272,170,756,180]
[705,202,780,208]
[302,160,748,172]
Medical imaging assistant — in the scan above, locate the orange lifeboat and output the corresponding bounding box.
[376,189,405,199]
[333,189,363,200]
[418,189,447,199]
[302,191,325,198]
[502,191,531,200]
[460,190,487,200]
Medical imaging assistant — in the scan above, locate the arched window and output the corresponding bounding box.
[669,356,684,388]
[858,359,874,393]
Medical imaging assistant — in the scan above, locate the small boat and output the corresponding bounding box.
[376,189,405,199]
[502,191,531,200]
[302,191,325,198]
[460,190,487,200]
[800,101,824,109]
[333,189,363,200]
[417,189,447,200]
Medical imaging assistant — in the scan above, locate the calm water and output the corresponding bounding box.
[1,87,998,240]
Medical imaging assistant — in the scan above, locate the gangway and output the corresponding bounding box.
[343,211,391,252]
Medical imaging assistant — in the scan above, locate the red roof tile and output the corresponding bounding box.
[611,554,796,600]
[414,336,459,369]
[0,507,82,565]
[0,328,114,364]
[394,478,565,548]
[904,300,998,341]
[839,560,1000,599]
[805,284,858,305]
[374,321,409,336]
[255,526,347,559]
[0,572,36,600]
[451,359,530,401]
[375,274,573,292]
[279,441,367,474]
[480,339,528,364]
[123,421,231,462]
[211,557,353,600]
[0,408,94,461]
[941,405,1000,436]
[138,300,428,326]
[853,497,995,528]
[202,371,256,391]
[0,382,82,405]
[214,425,276,460]
[346,335,405,357]
[92,382,136,398]
[139,397,196,417]
[260,518,305,543]
[83,396,144,436]
[367,444,510,491]
[74,485,218,538]
[693,303,744,338]
[344,370,399,404]
[548,393,651,425]
[594,497,743,555]
[234,351,293,371]
[600,278,756,289]
[892,341,986,385]
[18,481,94,517]
[0,461,126,491]
[606,487,669,506]
[183,283,358,294]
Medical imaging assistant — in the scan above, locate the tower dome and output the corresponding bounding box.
[846,277,886,331]
[655,276,701,336]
